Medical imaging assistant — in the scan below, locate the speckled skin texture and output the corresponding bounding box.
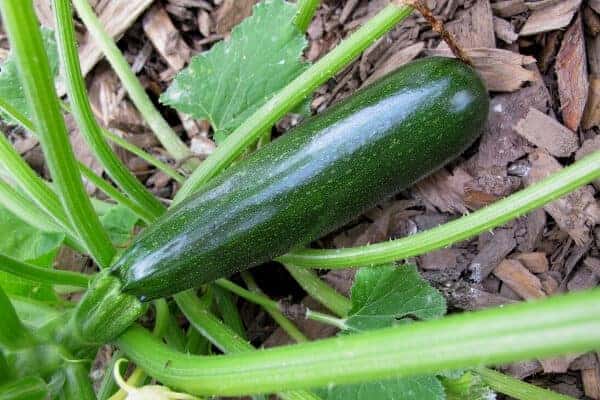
[114,57,490,300]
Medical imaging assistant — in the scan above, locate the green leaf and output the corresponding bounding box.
[0,28,59,124]
[320,265,448,400]
[99,204,139,247]
[0,206,64,301]
[345,264,446,332]
[318,376,445,400]
[161,0,308,143]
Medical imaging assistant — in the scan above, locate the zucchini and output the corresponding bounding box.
[114,57,489,300]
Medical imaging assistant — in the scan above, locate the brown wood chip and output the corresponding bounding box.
[493,16,518,44]
[214,0,258,35]
[519,0,582,36]
[469,228,517,282]
[493,259,546,299]
[524,150,600,245]
[428,48,537,92]
[515,252,549,273]
[539,355,581,373]
[514,108,579,157]
[363,42,424,86]
[556,14,589,131]
[414,167,473,214]
[445,0,496,49]
[143,4,191,72]
[582,367,600,399]
[583,77,600,129]
[75,0,154,85]
[491,0,528,17]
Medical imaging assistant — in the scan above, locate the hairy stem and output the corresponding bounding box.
[0,0,114,267]
[294,0,320,32]
[280,151,600,268]
[476,367,574,400]
[0,254,90,288]
[53,0,166,220]
[71,0,195,168]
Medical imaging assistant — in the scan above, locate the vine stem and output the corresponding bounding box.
[217,277,308,343]
[284,264,351,317]
[240,272,308,342]
[0,254,90,288]
[174,290,320,400]
[294,0,320,32]
[70,0,196,168]
[119,289,600,396]
[52,0,166,220]
[0,0,114,267]
[0,93,159,224]
[476,368,574,400]
[173,3,414,203]
[280,150,600,268]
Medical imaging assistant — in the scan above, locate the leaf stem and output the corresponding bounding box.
[173,290,319,400]
[52,0,166,220]
[70,0,196,168]
[174,3,414,203]
[476,367,574,400]
[0,254,90,288]
[0,0,115,267]
[118,289,600,396]
[284,264,351,317]
[294,0,320,32]
[280,150,600,268]
[305,308,348,330]
[217,277,308,343]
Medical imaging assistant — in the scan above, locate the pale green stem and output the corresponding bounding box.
[71,0,196,168]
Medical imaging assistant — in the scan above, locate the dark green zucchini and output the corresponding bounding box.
[113,57,489,300]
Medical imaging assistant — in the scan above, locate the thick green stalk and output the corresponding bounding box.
[100,128,185,183]
[0,133,74,237]
[70,0,195,166]
[212,284,247,339]
[60,363,96,400]
[284,265,351,317]
[0,254,90,288]
[240,272,309,342]
[0,178,84,251]
[52,0,166,220]
[173,3,414,203]
[294,0,320,32]
[174,290,319,400]
[0,286,36,350]
[476,368,574,400]
[0,0,115,267]
[0,376,48,400]
[119,289,600,396]
[218,277,308,343]
[77,164,155,224]
[59,101,185,183]
[280,150,600,268]
[0,96,154,223]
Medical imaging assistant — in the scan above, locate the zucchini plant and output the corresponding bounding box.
[0,0,598,399]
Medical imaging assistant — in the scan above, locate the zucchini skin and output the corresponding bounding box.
[114,57,489,300]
